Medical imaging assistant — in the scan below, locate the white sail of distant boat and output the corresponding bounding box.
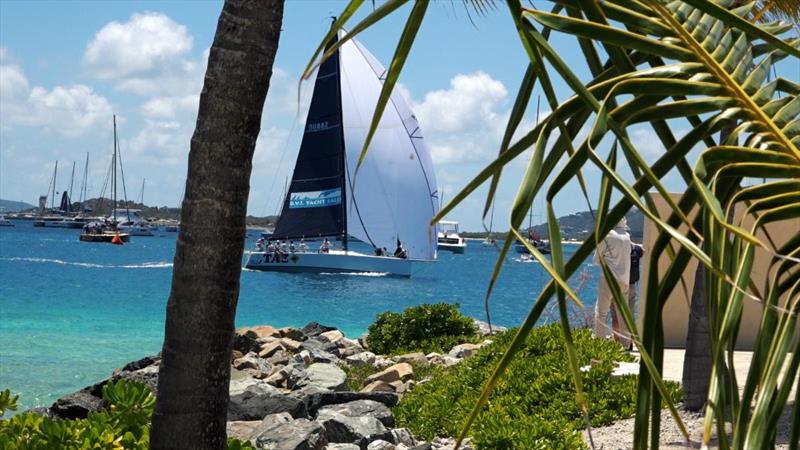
[245,29,439,277]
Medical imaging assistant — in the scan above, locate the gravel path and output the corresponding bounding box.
[584,405,794,449]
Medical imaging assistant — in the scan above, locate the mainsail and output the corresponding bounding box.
[272,34,347,241]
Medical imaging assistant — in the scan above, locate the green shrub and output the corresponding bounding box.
[0,381,255,449]
[394,324,682,449]
[366,303,478,355]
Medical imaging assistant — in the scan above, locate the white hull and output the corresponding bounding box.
[437,242,466,254]
[119,226,154,236]
[244,250,413,277]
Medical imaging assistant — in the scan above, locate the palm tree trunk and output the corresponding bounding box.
[682,262,711,411]
[150,1,283,448]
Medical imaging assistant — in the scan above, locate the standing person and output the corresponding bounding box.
[320,238,330,254]
[299,239,308,253]
[289,240,296,253]
[611,242,644,350]
[593,217,631,341]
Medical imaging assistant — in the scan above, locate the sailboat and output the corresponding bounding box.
[482,199,496,246]
[245,30,439,277]
[80,115,131,244]
[514,96,550,255]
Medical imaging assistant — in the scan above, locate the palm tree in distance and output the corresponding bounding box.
[150,1,284,448]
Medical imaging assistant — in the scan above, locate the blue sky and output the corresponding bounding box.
[1,1,796,231]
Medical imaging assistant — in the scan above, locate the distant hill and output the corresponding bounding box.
[461,208,645,241]
[0,199,35,212]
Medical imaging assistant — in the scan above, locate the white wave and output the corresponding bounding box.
[513,257,539,264]
[320,271,388,277]
[1,257,172,269]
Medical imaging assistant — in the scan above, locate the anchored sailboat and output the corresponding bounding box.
[245,30,439,277]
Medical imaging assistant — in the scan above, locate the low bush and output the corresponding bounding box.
[366,303,478,355]
[394,324,682,449]
[0,381,254,449]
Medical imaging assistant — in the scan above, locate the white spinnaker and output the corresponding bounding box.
[338,34,439,260]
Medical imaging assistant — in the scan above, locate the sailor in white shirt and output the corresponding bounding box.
[593,217,632,341]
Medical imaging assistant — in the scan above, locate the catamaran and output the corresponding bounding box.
[245,30,439,277]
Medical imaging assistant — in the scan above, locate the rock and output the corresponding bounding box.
[254,413,328,450]
[116,363,160,392]
[234,332,261,354]
[280,327,307,341]
[448,343,480,359]
[227,420,263,442]
[392,352,427,367]
[297,363,348,391]
[120,355,159,372]
[408,445,432,450]
[391,429,415,447]
[302,339,340,364]
[336,338,365,358]
[441,356,461,367]
[364,363,413,385]
[233,353,261,371]
[319,329,344,343]
[360,381,395,393]
[265,366,291,387]
[282,338,305,353]
[367,440,396,450]
[325,444,361,450]
[388,381,407,395]
[260,341,287,358]
[233,350,245,360]
[372,357,396,370]
[229,378,306,420]
[345,352,376,367]
[50,389,105,419]
[302,322,337,338]
[318,415,393,448]
[479,339,493,347]
[295,350,314,366]
[473,319,506,336]
[425,353,443,366]
[316,399,394,427]
[25,407,55,418]
[300,391,399,418]
[249,325,281,338]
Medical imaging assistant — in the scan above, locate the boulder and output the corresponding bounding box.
[441,356,461,368]
[325,444,361,450]
[115,363,160,392]
[448,343,480,359]
[364,363,413,385]
[282,338,304,353]
[234,332,261,354]
[367,441,396,450]
[408,445,433,450]
[302,339,340,364]
[228,378,306,420]
[260,341,287,358]
[254,413,328,450]
[297,363,348,391]
[227,420,263,442]
[336,339,365,358]
[250,325,281,338]
[319,329,344,344]
[345,352,376,367]
[50,389,105,419]
[372,357,396,370]
[233,352,261,371]
[316,399,394,427]
[391,352,427,367]
[302,322,337,338]
[119,355,159,372]
[391,429,415,447]
[473,319,506,336]
[360,381,395,393]
[425,353,443,366]
[318,415,392,448]
[280,327,307,341]
[299,391,398,418]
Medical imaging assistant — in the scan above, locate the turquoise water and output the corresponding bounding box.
[0,221,600,410]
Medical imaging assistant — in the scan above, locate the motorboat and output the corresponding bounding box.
[437,220,466,254]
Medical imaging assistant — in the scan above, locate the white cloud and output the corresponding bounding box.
[84,12,193,80]
[0,51,112,136]
[140,94,198,120]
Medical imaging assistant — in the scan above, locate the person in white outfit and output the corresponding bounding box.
[593,217,632,342]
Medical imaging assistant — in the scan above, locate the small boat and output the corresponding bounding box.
[0,210,13,227]
[514,228,551,255]
[80,115,131,244]
[164,224,179,232]
[245,29,438,276]
[437,220,466,254]
[113,209,154,236]
[482,236,496,246]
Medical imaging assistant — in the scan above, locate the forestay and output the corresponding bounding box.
[339,32,439,260]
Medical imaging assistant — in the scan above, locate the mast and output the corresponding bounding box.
[67,161,76,212]
[79,153,89,214]
[51,161,58,210]
[112,115,117,224]
[138,178,145,205]
[336,31,348,253]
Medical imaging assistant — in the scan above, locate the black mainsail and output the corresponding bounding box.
[272,35,347,242]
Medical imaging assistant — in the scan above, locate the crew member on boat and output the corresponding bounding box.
[299,239,308,253]
[289,240,296,253]
[267,239,276,254]
[394,240,407,259]
[320,239,331,254]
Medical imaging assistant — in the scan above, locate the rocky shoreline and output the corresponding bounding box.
[37,320,504,450]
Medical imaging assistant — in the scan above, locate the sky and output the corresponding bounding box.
[1,1,797,231]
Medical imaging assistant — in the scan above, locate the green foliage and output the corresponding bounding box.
[0,389,19,417]
[0,380,254,449]
[366,303,478,355]
[394,324,681,449]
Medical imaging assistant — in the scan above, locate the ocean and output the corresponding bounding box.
[0,221,600,411]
